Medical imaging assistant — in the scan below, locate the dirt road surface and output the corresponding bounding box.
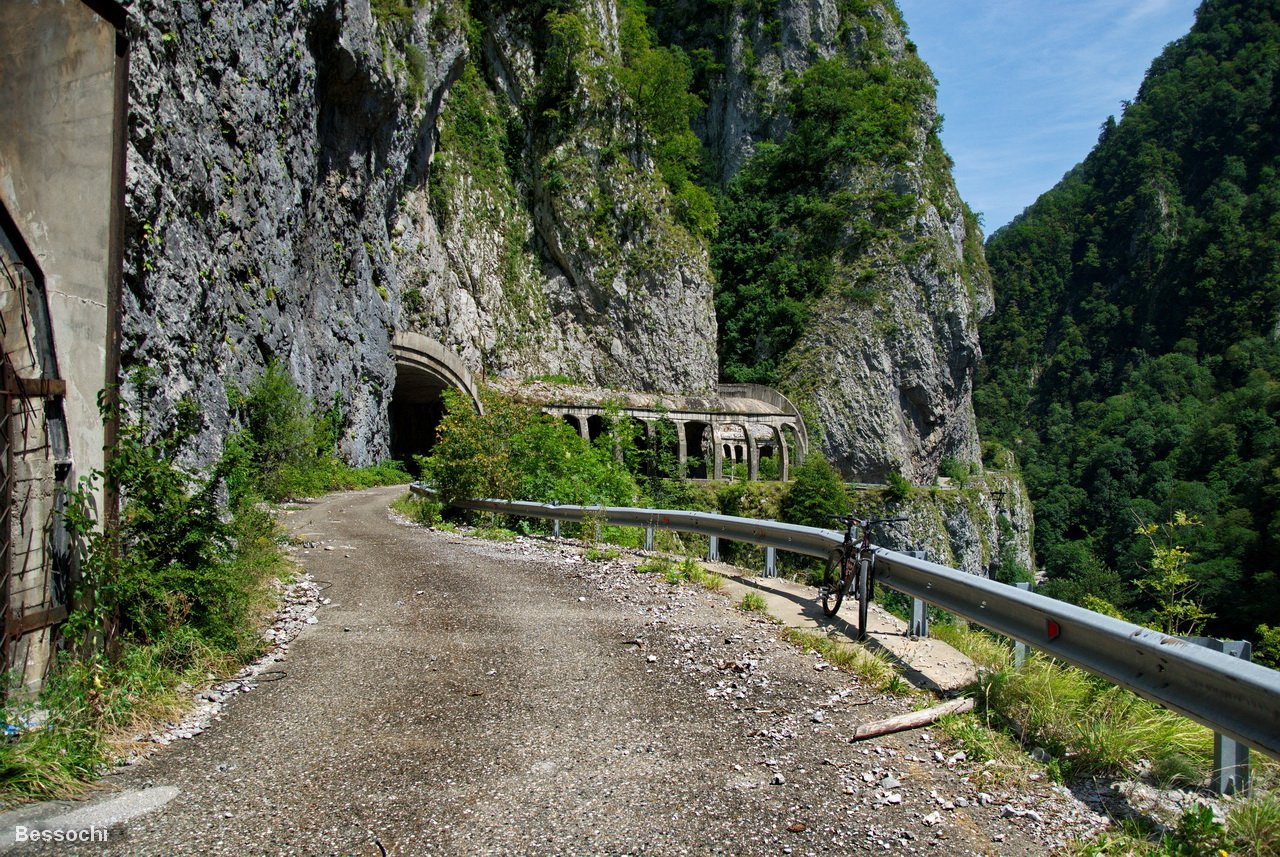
[6,486,1104,855]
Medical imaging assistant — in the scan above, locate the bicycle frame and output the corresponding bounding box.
[823,514,903,641]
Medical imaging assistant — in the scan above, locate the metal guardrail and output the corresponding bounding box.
[415,488,1280,759]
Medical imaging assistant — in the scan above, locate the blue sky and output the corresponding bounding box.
[895,0,1202,234]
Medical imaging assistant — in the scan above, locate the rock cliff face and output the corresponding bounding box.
[122,0,991,494]
[653,0,993,484]
[122,0,717,463]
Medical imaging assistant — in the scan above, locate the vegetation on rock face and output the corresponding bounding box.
[977,0,1280,643]
[419,0,720,389]
[712,41,935,384]
[616,0,719,239]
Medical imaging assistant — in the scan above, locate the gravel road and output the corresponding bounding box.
[8,486,1108,856]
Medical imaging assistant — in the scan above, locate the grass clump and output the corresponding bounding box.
[584,546,621,562]
[931,620,1013,671]
[679,557,724,591]
[390,492,442,527]
[738,591,769,613]
[472,526,518,542]
[978,653,1213,781]
[1069,797,1280,857]
[636,557,675,576]
[635,556,722,591]
[936,621,1216,783]
[783,628,907,694]
[1226,792,1280,857]
[934,711,1027,769]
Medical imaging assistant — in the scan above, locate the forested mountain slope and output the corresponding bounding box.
[977,0,1280,641]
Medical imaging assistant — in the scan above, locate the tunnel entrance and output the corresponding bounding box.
[388,368,447,468]
[389,333,481,471]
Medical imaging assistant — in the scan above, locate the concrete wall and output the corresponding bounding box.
[0,0,122,495]
[0,0,124,691]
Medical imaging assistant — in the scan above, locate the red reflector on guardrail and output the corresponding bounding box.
[1047,620,1061,641]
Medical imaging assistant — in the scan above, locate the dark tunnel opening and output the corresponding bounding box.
[389,363,450,472]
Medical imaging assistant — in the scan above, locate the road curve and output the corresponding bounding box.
[11,486,1101,856]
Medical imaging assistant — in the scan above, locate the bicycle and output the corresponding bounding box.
[820,514,908,640]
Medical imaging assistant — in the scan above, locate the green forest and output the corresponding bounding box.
[977,0,1280,647]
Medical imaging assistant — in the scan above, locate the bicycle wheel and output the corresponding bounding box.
[821,552,850,616]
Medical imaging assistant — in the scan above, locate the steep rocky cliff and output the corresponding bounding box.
[122,0,717,463]
[649,0,993,484]
[123,0,994,499]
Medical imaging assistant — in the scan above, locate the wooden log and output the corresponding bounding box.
[850,696,975,741]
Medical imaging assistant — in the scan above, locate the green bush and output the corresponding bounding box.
[421,387,640,508]
[778,454,850,528]
[939,456,970,485]
[2,388,298,800]
[62,403,274,663]
[391,492,442,527]
[885,469,912,501]
[226,363,409,502]
[1255,623,1280,669]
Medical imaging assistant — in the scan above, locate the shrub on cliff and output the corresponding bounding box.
[778,454,850,529]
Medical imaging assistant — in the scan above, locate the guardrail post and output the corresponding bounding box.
[644,525,654,552]
[552,519,561,538]
[1182,637,1252,795]
[1013,581,1032,668]
[707,535,720,562]
[910,599,930,638]
[764,546,777,577]
[907,552,929,638]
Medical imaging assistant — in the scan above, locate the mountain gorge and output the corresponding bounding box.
[978,0,1280,640]
[122,0,989,489]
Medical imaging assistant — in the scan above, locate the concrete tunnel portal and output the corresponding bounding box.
[389,333,482,464]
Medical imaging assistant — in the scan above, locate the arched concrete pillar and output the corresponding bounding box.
[772,423,790,481]
[673,419,688,475]
[710,418,725,480]
[682,420,711,479]
[723,421,756,480]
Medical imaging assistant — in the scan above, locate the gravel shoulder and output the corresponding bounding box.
[6,486,1109,856]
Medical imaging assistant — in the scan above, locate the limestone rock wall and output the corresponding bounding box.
[121,0,716,464]
[839,472,1033,579]
[662,0,995,484]
[123,0,997,499]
